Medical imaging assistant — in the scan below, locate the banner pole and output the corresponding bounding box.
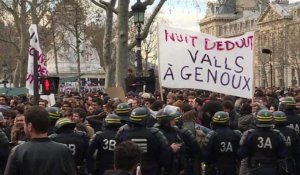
[33,50,39,105]
[157,24,164,102]
[252,32,256,102]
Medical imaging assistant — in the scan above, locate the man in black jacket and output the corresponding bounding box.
[141,69,156,94]
[0,125,9,174]
[4,106,76,175]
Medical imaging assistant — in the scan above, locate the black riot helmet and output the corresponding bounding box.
[54,117,75,133]
[103,114,122,128]
[129,107,149,126]
[115,103,131,122]
[273,111,288,126]
[279,97,297,111]
[212,111,229,126]
[156,105,182,121]
[156,105,182,128]
[47,107,62,120]
[256,110,274,128]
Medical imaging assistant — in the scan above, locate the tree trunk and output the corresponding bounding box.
[75,6,81,91]
[76,34,81,91]
[116,0,129,88]
[104,64,116,88]
[145,55,149,75]
[13,0,28,87]
[262,67,268,87]
[20,58,27,87]
[13,60,21,87]
[18,26,29,87]
[103,0,116,88]
[297,68,300,87]
[52,21,59,75]
[31,0,38,25]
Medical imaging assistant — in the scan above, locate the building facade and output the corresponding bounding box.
[46,0,105,87]
[200,0,300,88]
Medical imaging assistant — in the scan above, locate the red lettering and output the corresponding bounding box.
[176,34,183,42]
[248,36,254,50]
[39,67,48,76]
[204,35,254,51]
[190,36,198,47]
[38,53,45,64]
[225,41,235,51]
[37,65,48,76]
[216,41,224,51]
[26,73,34,84]
[165,30,198,47]
[29,48,35,56]
[205,38,215,50]
[165,30,175,42]
[236,38,246,48]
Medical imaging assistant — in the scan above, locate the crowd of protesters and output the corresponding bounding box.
[0,85,300,175]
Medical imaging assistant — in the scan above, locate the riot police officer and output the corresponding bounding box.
[273,111,300,175]
[238,110,288,175]
[49,117,89,174]
[87,114,122,175]
[46,107,62,134]
[155,105,186,175]
[116,107,171,175]
[202,111,241,175]
[114,103,131,125]
[279,97,300,136]
[175,115,202,175]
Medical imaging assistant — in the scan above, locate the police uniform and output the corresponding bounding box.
[176,116,202,175]
[238,110,288,175]
[279,97,300,136]
[202,111,241,175]
[49,117,89,174]
[274,111,300,175]
[87,114,122,175]
[155,105,186,175]
[116,107,171,175]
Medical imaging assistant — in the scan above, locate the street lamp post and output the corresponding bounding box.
[2,62,8,89]
[262,49,273,88]
[131,0,146,77]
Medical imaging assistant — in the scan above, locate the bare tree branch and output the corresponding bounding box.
[128,0,166,50]
[0,38,20,52]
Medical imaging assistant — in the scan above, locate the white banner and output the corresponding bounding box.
[158,25,254,99]
[26,24,49,95]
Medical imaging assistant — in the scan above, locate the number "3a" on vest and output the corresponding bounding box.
[257,137,272,149]
[220,142,233,152]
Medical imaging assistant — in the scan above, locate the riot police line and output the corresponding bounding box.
[0,92,300,175]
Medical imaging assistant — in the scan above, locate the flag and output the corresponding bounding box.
[26,24,49,95]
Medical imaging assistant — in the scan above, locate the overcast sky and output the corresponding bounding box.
[155,0,300,32]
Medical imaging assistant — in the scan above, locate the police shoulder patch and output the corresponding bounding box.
[203,130,217,147]
[273,129,287,144]
[149,127,159,134]
[76,130,88,138]
[233,129,242,138]
[239,129,254,146]
[48,133,57,139]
